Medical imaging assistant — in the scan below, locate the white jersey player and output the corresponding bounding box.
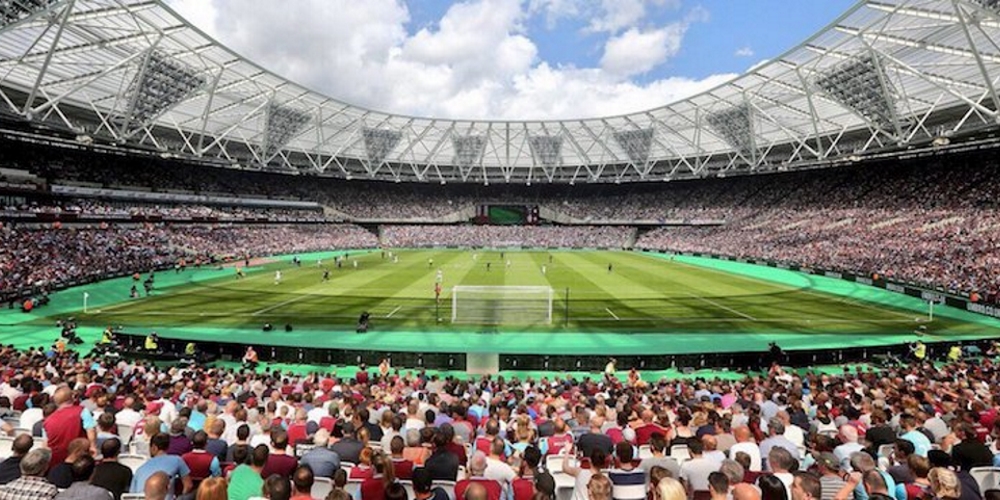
[274,270,282,284]
[436,269,444,283]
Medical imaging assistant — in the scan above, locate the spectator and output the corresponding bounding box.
[130,433,193,496]
[639,433,680,481]
[424,430,460,482]
[53,455,110,499]
[709,472,731,500]
[389,435,414,480]
[300,428,341,479]
[361,451,397,500]
[196,477,228,500]
[290,465,315,500]
[261,430,297,478]
[331,422,365,465]
[607,441,645,500]
[0,434,33,485]
[43,387,95,468]
[588,473,612,500]
[0,448,58,500]
[412,467,449,500]
[48,437,90,488]
[262,474,292,500]
[183,430,222,486]
[92,438,133,500]
[144,471,170,500]
[168,418,194,456]
[456,452,503,500]
[759,475,790,500]
[228,444,268,500]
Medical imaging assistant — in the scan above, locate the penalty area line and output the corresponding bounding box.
[605,307,620,320]
[385,306,402,318]
[684,292,757,321]
[251,293,315,316]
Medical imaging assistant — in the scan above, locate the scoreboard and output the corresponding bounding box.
[475,205,540,225]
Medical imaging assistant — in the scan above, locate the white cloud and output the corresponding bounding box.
[601,26,684,77]
[734,46,754,57]
[166,0,731,120]
[585,0,682,33]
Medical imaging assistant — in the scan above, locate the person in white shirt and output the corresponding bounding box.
[778,411,806,448]
[729,426,762,472]
[18,394,48,434]
[833,426,864,471]
[483,438,516,495]
[404,400,425,434]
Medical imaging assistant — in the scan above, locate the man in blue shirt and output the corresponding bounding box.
[130,433,192,496]
[299,429,341,478]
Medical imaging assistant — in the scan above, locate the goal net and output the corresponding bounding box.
[451,286,553,325]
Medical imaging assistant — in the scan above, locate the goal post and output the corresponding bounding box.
[451,286,554,325]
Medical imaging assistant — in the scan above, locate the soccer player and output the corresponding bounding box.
[608,263,613,273]
[486,262,491,271]
[236,267,245,279]
[541,265,547,275]
[428,258,434,268]
[436,269,443,283]
[274,270,282,285]
[506,259,511,269]
[434,282,442,303]
[322,269,330,282]
[353,260,358,269]
[393,255,399,263]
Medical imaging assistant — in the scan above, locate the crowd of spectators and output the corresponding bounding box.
[0,224,378,298]
[0,344,997,499]
[636,207,999,302]
[380,226,634,249]
[2,200,327,222]
[5,136,1000,300]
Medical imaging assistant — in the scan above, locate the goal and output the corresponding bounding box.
[451,286,554,325]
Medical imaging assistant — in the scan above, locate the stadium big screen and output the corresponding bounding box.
[476,205,540,224]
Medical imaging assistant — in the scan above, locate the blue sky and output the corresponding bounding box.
[171,0,859,119]
[406,0,856,80]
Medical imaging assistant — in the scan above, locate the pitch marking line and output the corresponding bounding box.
[684,292,757,321]
[658,256,918,321]
[385,306,403,318]
[252,293,315,316]
[605,308,620,320]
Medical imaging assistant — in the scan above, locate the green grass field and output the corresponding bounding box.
[70,249,986,337]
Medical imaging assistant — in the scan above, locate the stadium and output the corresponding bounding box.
[1,0,1000,499]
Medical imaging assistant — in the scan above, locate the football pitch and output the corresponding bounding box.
[73,249,995,337]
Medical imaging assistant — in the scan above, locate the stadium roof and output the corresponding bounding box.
[1,0,1000,184]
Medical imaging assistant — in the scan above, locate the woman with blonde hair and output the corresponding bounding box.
[131,415,163,456]
[361,450,397,500]
[928,468,961,500]
[195,477,227,500]
[588,473,613,500]
[657,478,686,500]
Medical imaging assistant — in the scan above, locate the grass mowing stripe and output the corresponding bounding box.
[645,253,919,321]
[683,292,757,321]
